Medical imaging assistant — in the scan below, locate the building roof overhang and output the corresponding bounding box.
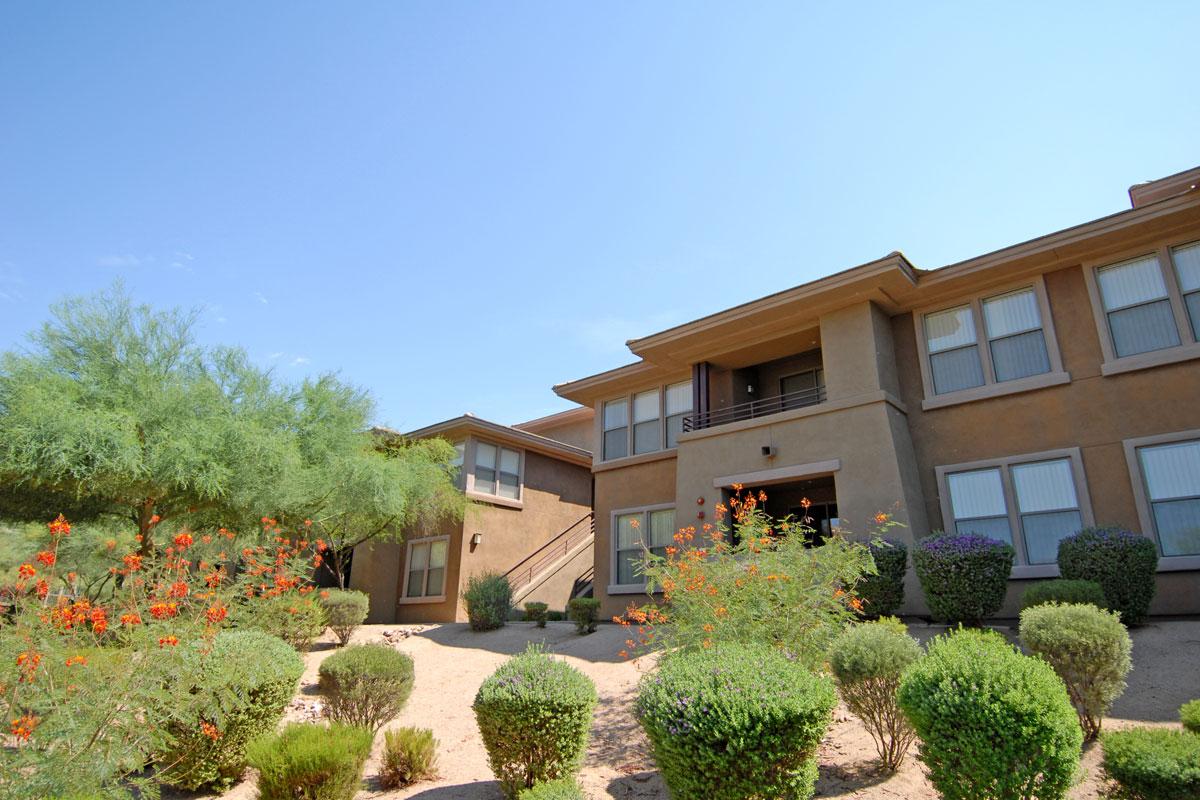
[375,415,592,467]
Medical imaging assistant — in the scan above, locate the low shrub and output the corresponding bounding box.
[318,643,414,732]
[637,642,836,800]
[1183,700,1200,734]
[473,646,598,798]
[1058,527,1158,625]
[897,627,1083,800]
[1020,578,1107,611]
[1101,727,1200,799]
[379,726,439,789]
[911,533,1014,624]
[567,597,599,634]
[828,618,922,770]
[1020,602,1132,740]
[239,592,328,651]
[857,539,907,618]
[523,601,549,628]
[156,630,304,791]
[321,589,370,646]
[248,722,374,800]
[518,778,585,800]
[464,572,513,631]
[546,610,567,622]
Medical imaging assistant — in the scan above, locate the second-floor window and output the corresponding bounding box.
[602,381,693,460]
[473,441,521,500]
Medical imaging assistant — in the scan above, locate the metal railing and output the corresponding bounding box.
[682,386,826,432]
[505,512,595,593]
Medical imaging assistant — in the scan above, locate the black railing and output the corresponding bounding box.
[505,512,595,593]
[682,386,826,432]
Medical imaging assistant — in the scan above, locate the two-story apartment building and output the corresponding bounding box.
[555,165,1200,620]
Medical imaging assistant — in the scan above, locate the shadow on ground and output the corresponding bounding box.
[398,780,502,800]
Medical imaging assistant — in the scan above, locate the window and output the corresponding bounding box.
[613,507,675,587]
[1135,439,1200,557]
[1172,242,1200,341]
[664,381,692,449]
[632,390,661,455]
[925,305,985,394]
[404,538,448,599]
[780,368,825,410]
[603,398,629,460]
[983,289,1051,382]
[939,450,1090,570]
[473,441,521,500]
[600,380,693,460]
[1096,255,1180,357]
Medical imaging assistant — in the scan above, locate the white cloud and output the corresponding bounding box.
[268,352,284,360]
[290,356,310,366]
[254,292,269,305]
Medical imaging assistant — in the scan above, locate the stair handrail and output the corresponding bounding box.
[505,512,595,593]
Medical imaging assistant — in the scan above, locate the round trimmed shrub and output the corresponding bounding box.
[1020,578,1107,611]
[238,593,329,651]
[248,722,374,800]
[1019,602,1132,740]
[1058,526,1158,624]
[912,533,1014,624]
[318,643,414,732]
[523,601,549,628]
[857,538,908,618]
[828,618,922,770]
[321,589,369,646]
[567,597,599,634]
[464,572,513,631]
[518,778,585,800]
[473,646,598,798]
[156,630,304,790]
[1102,727,1200,799]
[637,642,836,800]
[897,627,1083,800]
[1183,700,1200,734]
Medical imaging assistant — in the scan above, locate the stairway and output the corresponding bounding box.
[504,512,595,607]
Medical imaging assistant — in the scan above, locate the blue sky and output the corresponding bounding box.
[2,3,1197,430]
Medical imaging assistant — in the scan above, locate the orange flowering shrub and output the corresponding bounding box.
[617,489,884,670]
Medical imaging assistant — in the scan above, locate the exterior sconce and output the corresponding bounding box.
[471,533,483,546]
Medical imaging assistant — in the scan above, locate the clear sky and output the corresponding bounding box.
[2,3,1197,431]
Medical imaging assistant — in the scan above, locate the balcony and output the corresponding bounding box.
[682,384,826,431]
[683,346,825,433]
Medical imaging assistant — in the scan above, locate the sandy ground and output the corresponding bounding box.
[205,619,1200,800]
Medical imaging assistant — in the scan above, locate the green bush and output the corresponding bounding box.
[858,538,908,618]
[897,627,1083,800]
[523,601,549,627]
[828,618,922,770]
[464,572,513,631]
[248,722,374,800]
[321,589,369,646]
[567,597,599,634]
[1019,602,1132,740]
[637,642,836,800]
[1102,727,1200,799]
[518,778,585,800]
[379,726,439,789]
[156,630,303,791]
[318,643,414,732]
[911,533,1014,624]
[238,593,328,651]
[1020,578,1107,611]
[473,646,598,798]
[1058,527,1158,625]
[1183,700,1200,734]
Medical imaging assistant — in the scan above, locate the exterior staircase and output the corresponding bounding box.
[505,512,595,606]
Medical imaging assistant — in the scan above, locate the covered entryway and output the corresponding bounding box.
[713,459,840,546]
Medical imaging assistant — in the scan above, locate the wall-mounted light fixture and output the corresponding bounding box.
[471,532,483,546]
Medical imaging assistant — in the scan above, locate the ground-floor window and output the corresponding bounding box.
[1127,432,1200,559]
[613,506,675,587]
[404,537,449,599]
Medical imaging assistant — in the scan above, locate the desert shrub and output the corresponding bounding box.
[239,592,328,651]
[1020,602,1132,740]
[523,601,549,627]
[1058,527,1158,625]
[156,630,304,790]
[473,646,598,798]
[858,538,908,618]
[318,643,414,732]
[546,610,567,621]
[464,572,513,631]
[248,722,374,800]
[1183,700,1200,734]
[1101,727,1200,799]
[518,778,585,800]
[637,642,835,800]
[897,627,1083,800]
[567,597,599,634]
[379,726,439,789]
[1020,578,1107,611]
[321,589,369,646]
[828,618,922,770]
[911,533,1014,624]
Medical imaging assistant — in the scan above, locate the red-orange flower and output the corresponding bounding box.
[158,635,179,648]
[10,714,39,741]
[174,532,194,550]
[48,514,71,537]
[36,551,56,567]
[205,604,228,625]
[168,581,190,599]
[34,579,49,599]
[120,613,143,626]
[122,553,143,572]
[17,563,35,579]
[65,655,87,667]
[16,651,41,682]
[200,720,222,740]
[149,602,178,619]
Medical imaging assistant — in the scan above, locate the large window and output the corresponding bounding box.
[404,538,448,599]
[632,390,661,455]
[925,305,985,394]
[601,380,693,460]
[1133,437,1200,558]
[983,289,1051,381]
[472,441,521,500]
[1173,242,1200,341]
[938,450,1090,569]
[664,381,693,449]
[612,507,675,588]
[603,398,629,460]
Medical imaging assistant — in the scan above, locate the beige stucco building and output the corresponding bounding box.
[554,165,1200,621]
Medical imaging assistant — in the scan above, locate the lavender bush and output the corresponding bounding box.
[912,533,1014,624]
[1057,526,1158,625]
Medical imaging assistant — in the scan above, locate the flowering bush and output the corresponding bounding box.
[912,533,1014,624]
[248,722,374,800]
[857,538,908,618]
[1058,527,1158,625]
[318,643,414,731]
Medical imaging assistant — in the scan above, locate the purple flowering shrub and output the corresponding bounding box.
[636,642,836,800]
[912,533,1014,624]
[1057,527,1158,624]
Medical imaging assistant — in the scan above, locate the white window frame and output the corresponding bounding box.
[598,380,693,463]
[608,503,676,594]
[398,535,451,604]
[1123,428,1200,571]
[913,276,1068,410]
[1082,238,1200,376]
[935,447,1094,579]
[463,437,525,508]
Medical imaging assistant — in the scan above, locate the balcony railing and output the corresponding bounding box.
[682,386,826,432]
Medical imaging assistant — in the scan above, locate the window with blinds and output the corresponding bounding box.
[1137,439,1200,557]
[601,380,693,460]
[1097,255,1181,358]
[614,507,676,586]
